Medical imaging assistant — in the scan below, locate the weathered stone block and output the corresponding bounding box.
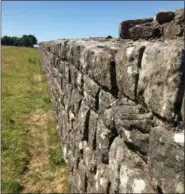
[88,110,98,150]
[138,40,184,121]
[70,88,82,115]
[156,11,175,24]
[96,119,112,164]
[83,146,98,189]
[83,91,97,111]
[77,100,90,142]
[103,104,153,133]
[129,23,162,40]
[63,82,73,111]
[99,89,116,112]
[148,126,184,193]
[92,164,110,193]
[116,42,149,100]
[119,164,155,193]
[118,18,153,39]
[84,75,100,98]
[58,60,65,74]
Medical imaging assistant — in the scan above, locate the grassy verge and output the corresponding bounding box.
[2,46,68,192]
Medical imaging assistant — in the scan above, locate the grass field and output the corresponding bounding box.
[2,46,69,192]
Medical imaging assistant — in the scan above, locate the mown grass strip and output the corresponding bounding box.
[2,46,68,192]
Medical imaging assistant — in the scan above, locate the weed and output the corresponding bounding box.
[43,95,51,104]
[49,148,66,166]
[28,56,37,64]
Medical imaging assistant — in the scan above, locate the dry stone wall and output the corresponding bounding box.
[39,9,184,194]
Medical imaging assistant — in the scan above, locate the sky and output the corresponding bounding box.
[2,1,184,43]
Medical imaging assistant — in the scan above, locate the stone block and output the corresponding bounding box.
[84,75,100,98]
[116,42,149,100]
[156,11,175,24]
[148,126,184,193]
[138,40,184,121]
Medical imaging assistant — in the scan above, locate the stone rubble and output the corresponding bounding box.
[119,8,184,40]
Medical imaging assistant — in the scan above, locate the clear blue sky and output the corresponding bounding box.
[2,1,184,42]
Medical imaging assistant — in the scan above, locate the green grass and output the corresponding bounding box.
[49,148,66,166]
[2,46,68,193]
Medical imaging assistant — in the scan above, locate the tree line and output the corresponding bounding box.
[1,35,38,47]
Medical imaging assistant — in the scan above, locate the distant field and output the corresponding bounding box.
[2,46,69,192]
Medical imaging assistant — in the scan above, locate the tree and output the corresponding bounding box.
[11,36,20,46]
[28,35,37,46]
[1,34,38,47]
[1,36,13,45]
[19,35,37,47]
[19,35,30,47]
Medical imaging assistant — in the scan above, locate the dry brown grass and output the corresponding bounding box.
[22,110,69,192]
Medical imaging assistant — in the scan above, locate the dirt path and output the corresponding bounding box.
[22,109,69,192]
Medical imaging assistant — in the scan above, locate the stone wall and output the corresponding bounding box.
[39,9,184,194]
